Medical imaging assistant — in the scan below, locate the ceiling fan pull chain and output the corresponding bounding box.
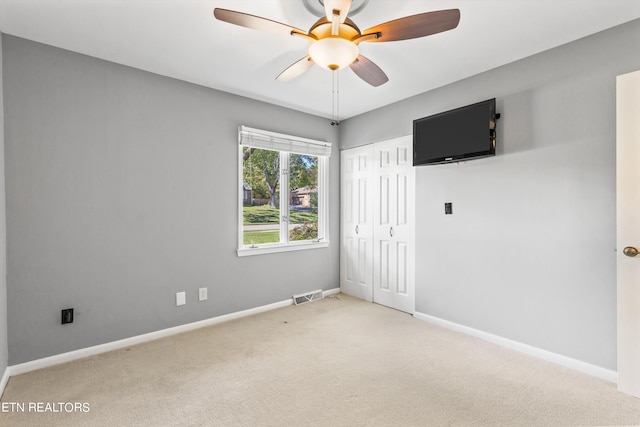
[332,70,335,122]
[336,70,340,120]
[331,70,341,126]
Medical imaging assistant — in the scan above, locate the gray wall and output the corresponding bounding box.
[2,35,340,365]
[341,19,640,370]
[0,34,8,377]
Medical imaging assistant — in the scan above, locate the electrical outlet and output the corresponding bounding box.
[199,287,208,302]
[176,291,186,306]
[61,308,74,324]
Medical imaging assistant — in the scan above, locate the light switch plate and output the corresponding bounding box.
[198,287,208,302]
[176,291,186,306]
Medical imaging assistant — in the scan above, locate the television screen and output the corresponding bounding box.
[413,98,497,166]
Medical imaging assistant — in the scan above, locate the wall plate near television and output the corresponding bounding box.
[413,98,499,166]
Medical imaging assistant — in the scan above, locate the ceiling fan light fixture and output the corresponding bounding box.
[308,37,359,70]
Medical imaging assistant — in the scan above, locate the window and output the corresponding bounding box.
[237,126,330,256]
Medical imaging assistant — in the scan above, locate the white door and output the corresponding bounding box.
[617,69,640,398]
[340,145,374,301]
[373,136,415,313]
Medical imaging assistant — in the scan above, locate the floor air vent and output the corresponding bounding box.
[293,289,324,305]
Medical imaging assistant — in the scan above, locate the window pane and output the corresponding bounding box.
[289,153,319,242]
[242,147,281,245]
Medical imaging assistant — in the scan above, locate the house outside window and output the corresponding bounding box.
[237,126,330,256]
[242,182,252,206]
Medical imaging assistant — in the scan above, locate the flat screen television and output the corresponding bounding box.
[413,98,497,166]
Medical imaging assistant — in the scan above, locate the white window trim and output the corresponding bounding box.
[237,126,330,257]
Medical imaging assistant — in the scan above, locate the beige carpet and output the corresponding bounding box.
[2,294,640,426]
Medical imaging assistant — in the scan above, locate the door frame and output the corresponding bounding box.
[616,69,640,398]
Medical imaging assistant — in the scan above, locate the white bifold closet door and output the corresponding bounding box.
[340,144,374,302]
[372,136,415,313]
[340,136,415,314]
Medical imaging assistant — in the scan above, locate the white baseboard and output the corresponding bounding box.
[2,287,341,391]
[323,288,341,297]
[413,311,617,384]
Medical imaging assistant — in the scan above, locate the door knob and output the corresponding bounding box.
[623,246,639,257]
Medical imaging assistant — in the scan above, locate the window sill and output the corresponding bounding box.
[237,241,329,257]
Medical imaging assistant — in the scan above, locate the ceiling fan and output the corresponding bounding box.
[213,0,460,87]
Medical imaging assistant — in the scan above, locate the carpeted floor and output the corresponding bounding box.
[2,294,640,426]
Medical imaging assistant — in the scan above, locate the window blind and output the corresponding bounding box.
[238,125,332,157]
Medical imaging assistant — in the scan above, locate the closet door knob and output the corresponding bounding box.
[355,225,359,234]
[390,227,394,237]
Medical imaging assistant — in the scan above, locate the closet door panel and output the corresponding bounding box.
[340,146,374,301]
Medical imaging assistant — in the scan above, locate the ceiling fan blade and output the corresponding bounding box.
[349,55,389,87]
[213,8,307,37]
[276,56,315,82]
[324,0,352,23]
[362,9,460,43]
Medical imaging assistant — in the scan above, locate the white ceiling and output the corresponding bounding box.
[1,0,640,119]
